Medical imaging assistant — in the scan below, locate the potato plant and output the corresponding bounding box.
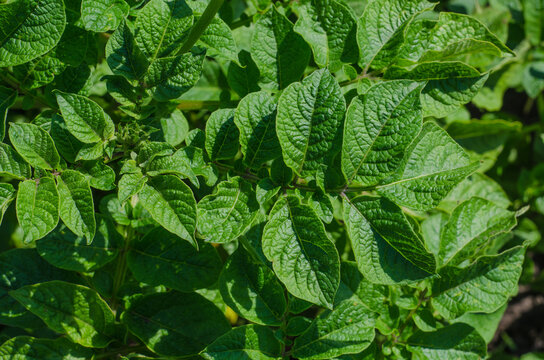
[0,0,534,359]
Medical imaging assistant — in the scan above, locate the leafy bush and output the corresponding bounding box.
[0,0,539,358]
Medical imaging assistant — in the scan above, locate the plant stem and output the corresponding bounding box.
[111,226,134,311]
[214,161,375,194]
[95,345,147,359]
[176,100,238,110]
[395,289,428,341]
[178,0,225,55]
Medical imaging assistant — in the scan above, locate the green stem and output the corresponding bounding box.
[111,227,134,311]
[395,289,428,342]
[214,162,375,194]
[95,345,147,359]
[176,100,238,110]
[178,0,225,55]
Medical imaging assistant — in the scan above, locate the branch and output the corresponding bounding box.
[177,0,225,55]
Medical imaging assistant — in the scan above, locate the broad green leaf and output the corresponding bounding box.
[219,248,287,325]
[81,0,130,32]
[16,178,59,243]
[384,62,482,81]
[9,122,60,170]
[144,51,205,101]
[418,13,514,61]
[55,91,115,143]
[138,174,197,247]
[0,248,77,328]
[79,161,116,191]
[134,0,194,61]
[10,281,115,348]
[421,73,489,118]
[522,61,544,98]
[251,6,311,89]
[0,86,17,140]
[262,196,340,309]
[202,324,282,360]
[343,196,436,285]
[76,142,104,162]
[122,292,231,356]
[0,183,15,224]
[227,50,261,97]
[453,304,507,343]
[407,323,486,359]
[439,173,511,212]
[358,0,435,70]
[276,69,345,180]
[205,108,239,161]
[36,218,121,272]
[524,0,544,46]
[12,55,65,90]
[57,170,96,244]
[438,197,517,267]
[234,91,281,169]
[105,21,150,81]
[342,80,423,186]
[118,172,147,203]
[160,108,189,146]
[377,122,478,211]
[0,143,31,179]
[127,227,222,292]
[0,336,93,360]
[146,149,199,187]
[137,141,174,166]
[432,246,525,319]
[50,114,84,164]
[197,177,259,243]
[292,300,377,360]
[0,0,66,67]
[334,261,389,314]
[293,0,358,72]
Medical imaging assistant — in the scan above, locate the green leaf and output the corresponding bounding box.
[384,61,482,81]
[0,0,66,67]
[205,108,239,161]
[146,148,199,187]
[134,0,194,61]
[292,300,377,360]
[251,6,311,90]
[138,174,197,247]
[50,114,84,164]
[16,178,59,243]
[81,0,130,32]
[342,195,436,285]
[160,108,189,146]
[227,50,261,97]
[522,61,544,98]
[10,281,115,348]
[342,80,423,187]
[276,69,345,180]
[105,21,150,81]
[137,141,174,166]
[438,197,517,267]
[202,324,282,360]
[122,291,231,357]
[143,51,205,101]
[377,122,478,211]
[0,86,17,141]
[118,172,147,203]
[421,73,489,118]
[262,196,340,309]
[357,0,435,70]
[524,0,544,46]
[57,170,96,244]
[0,248,77,328]
[234,91,281,169]
[219,248,287,326]
[0,183,15,224]
[127,227,222,292]
[197,177,259,243]
[293,0,358,72]
[79,160,116,191]
[407,323,487,359]
[36,218,121,272]
[54,91,115,143]
[431,246,525,319]
[9,122,60,170]
[0,336,93,360]
[0,143,31,179]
